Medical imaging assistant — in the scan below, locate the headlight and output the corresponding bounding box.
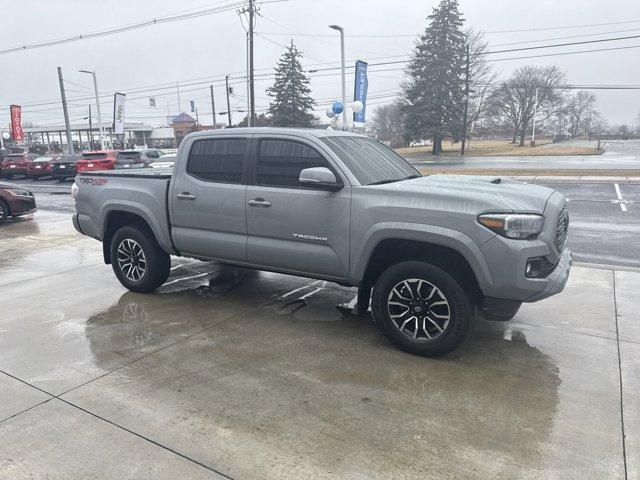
[478,213,544,239]
[8,189,32,197]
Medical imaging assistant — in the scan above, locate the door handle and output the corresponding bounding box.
[248,198,271,207]
[177,192,196,200]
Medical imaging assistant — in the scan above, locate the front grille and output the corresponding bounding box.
[555,202,569,252]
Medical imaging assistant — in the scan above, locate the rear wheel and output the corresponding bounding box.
[4,174,12,180]
[371,261,473,357]
[0,199,8,223]
[109,225,171,292]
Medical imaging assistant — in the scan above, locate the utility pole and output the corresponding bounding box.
[461,45,470,155]
[57,67,74,155]
[530,87,539,147]
[176,82,182,113]
[225,75,232,126]
[210,85,217,128]
[248,0,256,126]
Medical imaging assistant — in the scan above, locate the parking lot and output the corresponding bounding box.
[1,208,639,479]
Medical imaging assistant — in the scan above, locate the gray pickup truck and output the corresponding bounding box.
[72,128,571,357]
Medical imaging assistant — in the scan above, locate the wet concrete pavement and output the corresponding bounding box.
[1,211,638,479]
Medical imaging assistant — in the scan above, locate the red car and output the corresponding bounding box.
[1,153,37,179]
[0,182,37,223]
[26,156,58,180]
[76,150,119,173]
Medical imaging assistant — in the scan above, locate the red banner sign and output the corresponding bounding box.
[10,105,24,142]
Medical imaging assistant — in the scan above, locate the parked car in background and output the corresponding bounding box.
[26,156,57,180]
[149,153,176,169]
[0,182,36,223]
[51,154,82,181]
[76,150,119,173]
[1,153,37,179]
[114,149,165,170]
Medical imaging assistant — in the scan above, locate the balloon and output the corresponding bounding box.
[352,100,364,114]
[331,100,344,115]
[326,109,335,118]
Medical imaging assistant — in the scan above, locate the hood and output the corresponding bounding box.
[381,174,555,213]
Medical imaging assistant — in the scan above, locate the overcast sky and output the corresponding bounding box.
[1,0,639,132]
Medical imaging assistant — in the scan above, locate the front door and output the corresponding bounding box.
[246,137,351,279]
[170,136,249,262]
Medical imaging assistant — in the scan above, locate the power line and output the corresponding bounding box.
[0,0,293,56]
[483,19,640,34]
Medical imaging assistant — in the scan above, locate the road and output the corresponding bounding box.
[6,176,640,268]
[408,138,640,170]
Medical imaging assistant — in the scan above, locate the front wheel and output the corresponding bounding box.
[371,261,473,357]
[110,225,171,293]
[0,199,8,223]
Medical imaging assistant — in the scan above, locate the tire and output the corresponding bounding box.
[109,225,171,293]
[371,261,473,357]
[4,174,12,180]
[0,199,8,223]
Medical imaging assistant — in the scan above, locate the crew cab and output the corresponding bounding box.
[76,150,118,173]
[72,128,572,357]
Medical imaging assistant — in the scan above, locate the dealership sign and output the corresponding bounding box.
[353,60,368,123]
[113,93,126,135]
[10,105,24,141]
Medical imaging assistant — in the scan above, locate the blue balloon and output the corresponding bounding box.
[331,100,344,115]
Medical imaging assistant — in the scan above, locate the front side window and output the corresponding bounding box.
[257,139,333,188]
[186,138,246,183]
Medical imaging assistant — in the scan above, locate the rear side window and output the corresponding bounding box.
[186,139,246,183]
[257,139,332,188]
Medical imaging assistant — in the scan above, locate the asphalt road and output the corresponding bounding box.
[408,139,640,170]
[6,176,640,268]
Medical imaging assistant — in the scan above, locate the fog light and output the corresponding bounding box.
[526,256,557,278]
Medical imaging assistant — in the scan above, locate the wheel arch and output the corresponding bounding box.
[102,207,163,265]
[351,224,493,304]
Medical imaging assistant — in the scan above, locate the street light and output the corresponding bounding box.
[329,24,347,131]
[79,70,104,150]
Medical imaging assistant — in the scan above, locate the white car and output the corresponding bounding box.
[149,153,176,169]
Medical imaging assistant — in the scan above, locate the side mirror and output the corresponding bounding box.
[299,167,342,191]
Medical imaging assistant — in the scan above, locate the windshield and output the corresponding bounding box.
[321,136,420,185]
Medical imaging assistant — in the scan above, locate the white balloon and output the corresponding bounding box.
[352,100,364,114]
[326,109,335,118]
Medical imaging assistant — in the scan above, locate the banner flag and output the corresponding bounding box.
[353,60,368,123]
[149,97,156,108]
[113,93,126,135]
[190,100,195,113]
[10,105,24,141]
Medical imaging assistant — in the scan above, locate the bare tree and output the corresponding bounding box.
[463,29,497,139]
[489,65,567,146]
[566,91,597,138]
[369,102,407,148]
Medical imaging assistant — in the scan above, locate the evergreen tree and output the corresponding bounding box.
[403,0,466,154]
[267,41,316,127]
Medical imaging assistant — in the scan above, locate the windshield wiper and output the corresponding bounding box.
[368,174,421,186]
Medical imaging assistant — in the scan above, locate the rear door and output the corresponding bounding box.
[170,135,249,262]
[245,135,351,279]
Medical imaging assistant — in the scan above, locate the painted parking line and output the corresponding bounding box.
[614,183,628,212]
